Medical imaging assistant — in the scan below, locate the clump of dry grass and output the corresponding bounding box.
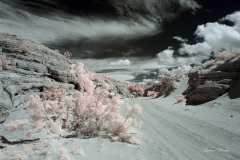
[19,43,31,53]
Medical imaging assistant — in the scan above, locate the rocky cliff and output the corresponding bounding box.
[183,51,240,105]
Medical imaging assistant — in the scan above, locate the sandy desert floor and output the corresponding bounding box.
[1,77,240,160]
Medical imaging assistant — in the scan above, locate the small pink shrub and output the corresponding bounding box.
[41,81,66,100]
[157,76,176,97]
[19,43,31,53]
[175,95,185,103]
[175,71,183,81]
[127,82,144,97]
[58,147,70,160]
[216,50,235,61]
[64,51,72,59]
[147,91,156,97]
[144,74,182,98]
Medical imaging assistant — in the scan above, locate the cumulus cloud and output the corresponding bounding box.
[110,59,131,66]
[178,42,211,56]
[157,48,175,65]
[157,48,199,67]
[178,11,240,57]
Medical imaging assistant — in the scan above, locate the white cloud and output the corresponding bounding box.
[157,48,200,67]
[173,36,188,43]
[223,11,240,33]
[0,0,200,44]
[110,59,131,66]
[177,0,200,10]
[157,48,175,65]
[178,11,240,57]
[0,1,159,43]
[178,42,212,56]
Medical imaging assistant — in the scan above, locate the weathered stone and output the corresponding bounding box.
[184,53,240,105]
[0,32,131,121]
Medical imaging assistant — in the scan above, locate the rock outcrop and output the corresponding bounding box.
[183,52,240,105]
[0,32,79,123]
[0,32,130,123]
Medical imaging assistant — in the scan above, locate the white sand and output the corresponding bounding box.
[1,77,240,160]
[103,73,135,82]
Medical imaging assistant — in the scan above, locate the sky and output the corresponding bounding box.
[0,0,239,81]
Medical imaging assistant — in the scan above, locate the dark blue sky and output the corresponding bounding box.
[1,0,239,58]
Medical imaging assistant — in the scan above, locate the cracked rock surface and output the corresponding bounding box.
[0,32,79,122]
[183,54,240,105]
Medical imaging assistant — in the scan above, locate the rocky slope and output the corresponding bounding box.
[0,32,130,124]
[183,52,240,105]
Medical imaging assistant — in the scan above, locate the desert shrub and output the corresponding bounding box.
[144,73,181,98]
[64,51,72,59]
[146,91,156,97]
[216,50,236,61]
[19,43,31,53]
[58,147,70,160]
[127,82,144,97]
[28,63,142,144]
[175,71,183,81]
[0,56,9,70]
[175,95,185,103]
[156,76,177,97]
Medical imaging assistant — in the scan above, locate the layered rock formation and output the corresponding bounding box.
[183,52,240,105]
[0,32,78,123]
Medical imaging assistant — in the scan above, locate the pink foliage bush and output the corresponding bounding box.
[127,82,144,97]
[19,43,31,53]
[64,51,72,59]
[41,81,66,101]
[216,50,237,61]
[58,147,70,160]
[175,95,185,103]
[147,91,156,97]
[144,74,182,98]
[28,63,142,144]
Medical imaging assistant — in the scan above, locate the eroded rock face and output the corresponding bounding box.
[183,54,240,105]
[0,32,79,122]
[0,32,131,123]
